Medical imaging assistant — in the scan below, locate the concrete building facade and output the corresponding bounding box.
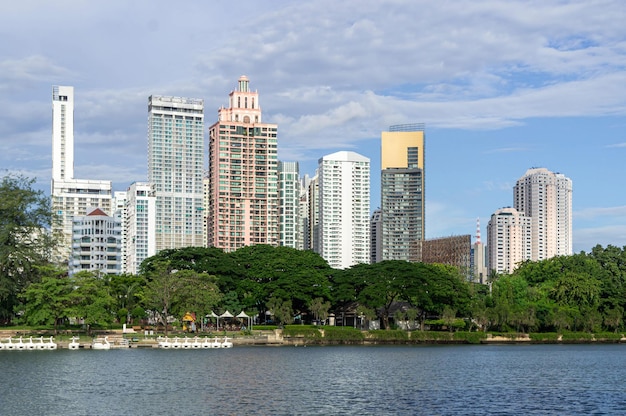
[70,207,121,276]
[278,161,301,248]
[148,95,205,252]
[51,86,112,263]
[514,167,573,260]
[487,207,532,274]
[380,124,425,261]
[317,151,370,269]
[123,182,156,274]
[207,76,279,251]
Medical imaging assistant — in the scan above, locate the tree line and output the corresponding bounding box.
[2,174,626,334]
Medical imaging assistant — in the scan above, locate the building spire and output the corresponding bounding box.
[475,217,482,244]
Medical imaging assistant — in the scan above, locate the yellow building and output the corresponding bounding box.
[379,124,425,261]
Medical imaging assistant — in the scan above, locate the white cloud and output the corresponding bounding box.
[575,205,626,221]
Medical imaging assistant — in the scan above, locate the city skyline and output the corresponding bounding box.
[1,1,625,254]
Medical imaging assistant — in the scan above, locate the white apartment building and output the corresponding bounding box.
[51,86,112,262]
[123,182,156,274]
[278,161,301,248]
[148,95,205,252]
[487,207,532,274]
[514,167,573,260]
[317,151,370,269]
[69,207,121,276]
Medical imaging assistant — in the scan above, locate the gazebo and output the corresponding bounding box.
[237,311,251,330]
[218,310,234,330]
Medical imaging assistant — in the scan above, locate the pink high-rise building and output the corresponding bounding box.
[207,76,279,251]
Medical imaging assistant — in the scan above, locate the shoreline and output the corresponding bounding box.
[3,328,626,349]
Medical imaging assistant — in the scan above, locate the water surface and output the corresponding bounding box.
[1,344,625,415]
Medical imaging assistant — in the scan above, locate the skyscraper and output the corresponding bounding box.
[514,167,573,260]
[487,207,532,274]
[123,182,156,274]
[148,95,205,252]
[370,209,382,264]
[317,151,370,269]
[207,76,279,251]
[51,85,74,182]
[51,86,112,262]
[380,124,425,262]
[278,161,301,248]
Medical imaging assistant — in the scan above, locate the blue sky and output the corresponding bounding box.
[1,0,625,253]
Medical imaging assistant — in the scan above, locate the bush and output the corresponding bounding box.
[453,331,487,344]
[529,332,560,342]
[410,331,454,343]
[367,330,408,342]
[283,326,322,339]
[592,332,622,341]
[322,326,364,343]
[560,331,594,341]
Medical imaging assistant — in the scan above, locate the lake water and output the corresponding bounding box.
[1,344,626,415]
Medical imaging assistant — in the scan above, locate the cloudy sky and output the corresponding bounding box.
[1,0,625,253]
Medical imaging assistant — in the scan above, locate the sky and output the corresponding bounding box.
[1,0,625,254]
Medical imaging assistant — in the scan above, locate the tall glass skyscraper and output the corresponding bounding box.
[379,124,425,262]
[148,95,205,252]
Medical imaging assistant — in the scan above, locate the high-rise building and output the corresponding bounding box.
[148,95,205,252]
[51,85,74,182]
[307,173,320,253]
[487,207,532,274]
[51,86,112,262]
[69,207,121,276]
[317,151,370,269]
[207,76,279,251]
[278,161,301,248]
[370,209,382,264]
[380,124,425,261]
[298,174,313,251]
[123,182,156,274]
[514,167,573,260]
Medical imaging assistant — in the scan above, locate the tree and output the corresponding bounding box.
[67,271,116,333]
[347,261,417,330]
[309,297,331,323]
[173,270,222,324]
[109,273,145,324]
[143,261,184,336]
[230,245,332,319]
[603,307,623,333]
[0,174,59,322]
[267,296,293,326]
[19,265,73,333]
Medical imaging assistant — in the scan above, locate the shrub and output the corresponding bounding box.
[529,332,560,342]
[453,331,487,344]
[283,327,322,339]
[366,330,408,342]
[322,326,364,343]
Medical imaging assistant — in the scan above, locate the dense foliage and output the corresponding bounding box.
[4,175,626,334]
[0,175,58,322]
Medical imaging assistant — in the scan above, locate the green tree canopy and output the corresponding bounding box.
[0,174,58,321]
[19,265,73,333]
[230,245,332,317]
